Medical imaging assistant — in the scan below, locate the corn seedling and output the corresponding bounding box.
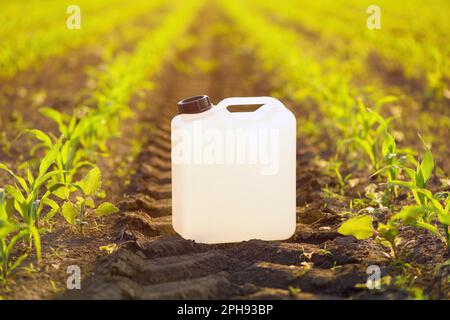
[0,191,43,281]
[59,167,119,234]
[376,138,447,247]
[338,214,402,259]
[338,99,397,171]
[38,107,98,162]
[388,137,435,207]
[0,144,62,227]
[0,221,30,282]
[392,192,450,252]
[326,158,348,192]
[341,136,450,253]
[0,138,68,281]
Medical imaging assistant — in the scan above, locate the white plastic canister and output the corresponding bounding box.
[171,96,296,244]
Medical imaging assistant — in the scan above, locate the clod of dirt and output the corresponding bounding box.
[322,236,390,267]
[116,212,174,238]
[225,240,315,265]
[144,183,171,200]
[118,195,171,217]
[297,204,329,224]
[242,287,328,300]
[292,223,342,244]
[232,261,305,289]
[292,264,368,296]
[132,235,207,259]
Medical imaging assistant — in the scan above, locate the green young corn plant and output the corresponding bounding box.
[325,157,351,192]
[338,214,402,260]
[59,167,118,234]
[338,100,394,171]
[0,141,62,227]
[392,191,450,252]
[0,190,44,281]
[380,131,399,183]
[38,107,96,177]
[380,138,450,251]
[371,131,416,203]
[60,106,116,158]
[386,136,434,207]
[0,220,30,282]
[26,111,97,202]
[0,142,62,263]
[92,88,133,148]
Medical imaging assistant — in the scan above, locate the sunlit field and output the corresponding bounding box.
[0,0,449,300]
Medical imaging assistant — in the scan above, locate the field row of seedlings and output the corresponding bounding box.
[249,0,450,157]
[0,0,171,77]
[0,2,176,158]
[220,0,449,298]
[252,0,449,101]
[0,0,204,295]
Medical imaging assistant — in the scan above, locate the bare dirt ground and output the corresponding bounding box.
[1,9,449,300]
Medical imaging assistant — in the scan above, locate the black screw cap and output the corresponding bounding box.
[177,95,212,114]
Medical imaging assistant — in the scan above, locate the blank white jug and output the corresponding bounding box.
[171,96,296,244]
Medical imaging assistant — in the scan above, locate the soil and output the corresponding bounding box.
[1,8,449,300]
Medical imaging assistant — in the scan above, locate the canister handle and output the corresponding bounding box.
[216,97,284,111]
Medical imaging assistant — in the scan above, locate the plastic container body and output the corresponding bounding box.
[171,97,296,244]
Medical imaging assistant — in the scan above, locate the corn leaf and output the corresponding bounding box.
[420,148,434,184]
[338,215,374,240]
[23,129,53,148]
[0,163,29,193]
[392,205,427,223]
[437,212,450,226]
[40,108,66,136]
[26,168,35,185]
[416,221,441,237]
[85,197,95,208]
[61,202,77,225]
[41,197,60,221]
[29,225,42,262]
[51,186,71,200]
[4,185,25,203]
[8,252,29,273]
[389,180,415,189]
[33,170,61,191]
[375,96,398,109]
[0,219,18,238]
[95,202,119,217]
[38,142,60,177]
[77,167,101,196]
